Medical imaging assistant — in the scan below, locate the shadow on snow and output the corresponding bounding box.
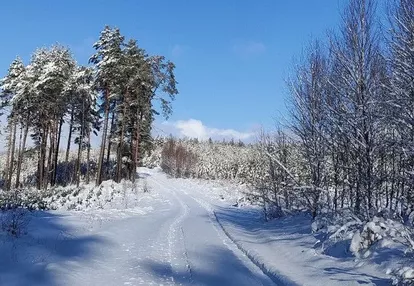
[140,245,276,286]
[211,205,390,285]
[0,210,107,286]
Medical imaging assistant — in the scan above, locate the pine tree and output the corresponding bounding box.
[0,57,26,191]
[90,26,125,185]
[67,66,98,186]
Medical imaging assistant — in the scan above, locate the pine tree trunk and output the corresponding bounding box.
[96,89,110,186]
[106,108,116,173]
[48,120,57,186]
[38,126,48,190]
[117,97,127,183]
[76,100,85,188]
[76,138,82,187]
[15,123,23,187]
[46,124,55,189]
[133,110,141,180]
[51,118,63,186]
[130,135,135,182]
[50,119,62,185]
[15,119,29,189]
[86,132,91,184]
[65,108,74,163]
[4,122,12,191]
[333,152,338,211]
[43,126,49,189]
[37,131,42,190]
[7,120,17,191]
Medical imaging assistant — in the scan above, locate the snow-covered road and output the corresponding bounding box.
[3,168,391,286]
[14,168,276,286]
[139,170,276,286]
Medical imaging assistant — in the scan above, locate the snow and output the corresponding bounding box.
[1,167,408,285]
[0,169,274,285]
[350,231,363,254]
[167,176,391,285]
[0,178,162,286]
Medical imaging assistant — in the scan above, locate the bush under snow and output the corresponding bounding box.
[312,211,414,284]
[0,179,151,212]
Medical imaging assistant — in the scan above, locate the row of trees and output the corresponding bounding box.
[0,26,177,190]
[161,138,198,178]
[157,137,257,180]
[157,0,413,222]
[282,0,414,219]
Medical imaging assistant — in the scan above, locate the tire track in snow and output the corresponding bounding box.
[153,174,277,286]
[181,226,194,283]
[148,176,193,285]
[145,213,176,286]
[173,180,296,286]
[211,211,297,286]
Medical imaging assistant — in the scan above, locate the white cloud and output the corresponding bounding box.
[157,119,255,141]
[233,41,266,57]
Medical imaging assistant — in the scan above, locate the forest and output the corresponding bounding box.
[0,26,178,191]
[0,0,414,284]
[0,0,412,223]
[0,0,413,221]
[159,0,414,222]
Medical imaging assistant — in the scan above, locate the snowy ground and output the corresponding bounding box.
[169,174,393,285]
[1,168,395,285]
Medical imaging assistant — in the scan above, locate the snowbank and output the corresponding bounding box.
[0,178,156,212]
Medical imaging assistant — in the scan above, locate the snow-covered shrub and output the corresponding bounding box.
[349,216,414,261]
[312,209,362,234]
[264,203,285,221]
[1,189,52,211]
[232,196,252,208]
[311,209,414,263]
[143,179,150,193]
[37,179,149,211]
[0,189,31,237]
[390,267,414,285]
[311,210,363,257]
[1,208,29,237]
[142,139,163,168]
[350,220,385,256]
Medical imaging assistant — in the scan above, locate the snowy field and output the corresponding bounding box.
[0,168,406,285]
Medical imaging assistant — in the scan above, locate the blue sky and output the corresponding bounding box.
[1,0,348,141]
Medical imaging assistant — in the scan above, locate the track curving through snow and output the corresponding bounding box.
[10,168,390,286]
[144,168,277,286]
[27,168,277,286]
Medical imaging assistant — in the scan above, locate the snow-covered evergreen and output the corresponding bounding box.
[0,26,178,191]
